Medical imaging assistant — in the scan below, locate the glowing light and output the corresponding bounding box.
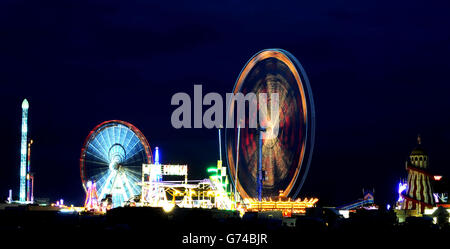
[155,147,160,165]
[59,209,75,213]
[162,164,188,175]
[397,182,407,202]
[21,99,29,109]
[7,189,12,204]
[19,99,29,202]
[84,180,100,212]
[339,210,350,218]
[207,167,218,173]
[434,175,443,181]
[423,207,438,215]
[244,198,318,216]
[162,202,175,213]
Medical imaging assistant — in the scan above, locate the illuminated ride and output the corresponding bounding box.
[84,180,100,211]
[226,49,315,201]
[245,197,318,216]
[80,120,152,208]
[19,99,29,203]
[401,136,435,213]
[140,148,233,211]
[337,191,376,210]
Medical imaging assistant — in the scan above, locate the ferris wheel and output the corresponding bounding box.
[80,120,152,207]
[226,49,315,200]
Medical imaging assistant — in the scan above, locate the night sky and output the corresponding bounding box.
[1,0,450,206]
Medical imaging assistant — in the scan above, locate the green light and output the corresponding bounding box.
[207,167,218,173]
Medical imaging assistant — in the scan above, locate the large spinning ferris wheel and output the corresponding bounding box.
[226,49,315,200]
[80,120,152,208]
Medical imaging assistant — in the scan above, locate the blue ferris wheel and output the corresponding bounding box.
[80,120,152,207]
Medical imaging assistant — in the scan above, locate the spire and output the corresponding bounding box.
[154,147,160,165]
[22,99,29,109]
[410,134,427,156]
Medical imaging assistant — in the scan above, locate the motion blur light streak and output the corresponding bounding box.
[226,49,315,199]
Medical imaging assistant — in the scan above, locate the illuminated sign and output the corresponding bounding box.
[143,163,188,178]
[162,164,188,176]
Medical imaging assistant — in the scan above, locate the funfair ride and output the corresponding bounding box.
[140,147,233,211]
[80,120,152,208]
[226,49,317,215]
[401,136,435,214]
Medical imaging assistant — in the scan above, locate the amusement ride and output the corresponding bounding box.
[81,49,318,216]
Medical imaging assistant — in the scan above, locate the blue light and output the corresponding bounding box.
[397,182,407,202]
[155,147,160,165]
[83,122,148,207]
[19,99,29,203]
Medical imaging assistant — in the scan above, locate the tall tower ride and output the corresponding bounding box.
[19,99,29,203]
[402,135,435,213]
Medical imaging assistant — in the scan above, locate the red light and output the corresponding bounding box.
[434,175,442,181]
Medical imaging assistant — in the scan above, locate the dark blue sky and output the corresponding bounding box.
[1,0,450,206]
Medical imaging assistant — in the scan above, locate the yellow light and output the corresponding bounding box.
[244,197,319,216]
[162,203,175,213]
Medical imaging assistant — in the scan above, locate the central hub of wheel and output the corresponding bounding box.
[109,144,126,171]
[109,158,121,171]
